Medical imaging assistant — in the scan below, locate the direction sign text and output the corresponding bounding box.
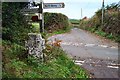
[43,3,65,9]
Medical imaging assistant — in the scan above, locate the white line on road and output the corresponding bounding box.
[84,44,96,47]
[75,60,85,63]
[75,63,83,66]
[107,66,119,69]
[98,45,108,48]
[110,46,117,49]
[48,40,117,49]
[61,42,117,49]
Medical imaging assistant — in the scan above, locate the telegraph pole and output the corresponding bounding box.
[42,7,44,33]
[81,8,82,19]
[102,0,104,25]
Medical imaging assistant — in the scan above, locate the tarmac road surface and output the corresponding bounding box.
[48,28,119,78]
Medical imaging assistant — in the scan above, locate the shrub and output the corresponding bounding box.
[44,12,69,32]
[2,2,34,45]
[79,2,120,42]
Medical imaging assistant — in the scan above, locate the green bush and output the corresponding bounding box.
[79,2,120,42]
[2,40,26,59]
[2,2,34,45]
[2,40,26,78]
[44,12,70,32]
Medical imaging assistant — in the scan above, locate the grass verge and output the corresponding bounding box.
[85,27,120,42]
[31,23,40,33]
[2,40,89,78]
[31,22,72,38]
[2,22,89,78]
[45,28,71,38]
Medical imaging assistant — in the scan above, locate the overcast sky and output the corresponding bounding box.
[34,0,119,19]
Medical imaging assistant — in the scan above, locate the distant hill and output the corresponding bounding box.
[69,19,79,24]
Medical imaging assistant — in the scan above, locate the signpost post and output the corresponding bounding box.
[21,1,65,63]
[38,1,43,33]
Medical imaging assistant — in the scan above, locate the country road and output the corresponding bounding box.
[48,28,119,78]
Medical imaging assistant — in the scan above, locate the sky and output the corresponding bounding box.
[34,0,120,19]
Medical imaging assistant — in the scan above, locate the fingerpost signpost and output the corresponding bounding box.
[20,0,65,62]
[20,0,65,33]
